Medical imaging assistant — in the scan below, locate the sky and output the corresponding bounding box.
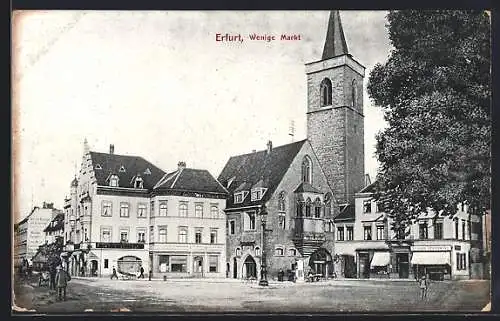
[12,10,392,221]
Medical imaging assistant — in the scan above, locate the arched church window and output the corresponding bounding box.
[301,156,312,184]
[351,79,358,107]
[278,191,286,212]
[320,78,332,106]
[324,192,332,217]
[305,198,312,217]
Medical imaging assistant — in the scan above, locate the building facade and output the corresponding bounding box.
[219,140,337,281]
[334,182,483,280]
[63,142,227,279]
[14,202,60,266]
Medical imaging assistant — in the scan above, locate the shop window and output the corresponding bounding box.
[170,256,187,272]
[209,256,218,272]
[456,253,467,270]
[104,259,109,269]
[158,255,169,272]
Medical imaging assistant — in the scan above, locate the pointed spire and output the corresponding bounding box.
[83,138,89,154]
[322,10,349,60]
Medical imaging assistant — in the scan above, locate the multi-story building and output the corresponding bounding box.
[62,141,227,278]
[334,181,483,280]
[43,211,65,244]
[13,202,60,266]
[219,140,336,281]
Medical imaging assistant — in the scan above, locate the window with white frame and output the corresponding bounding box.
[158,226,167,243]
[101,227,111,242]
[137,203,147,218]
[278,213,286,230]
[346,226,354,240]
[210,229,218,244]
[376,225,385,240]
[275,248,284,256]
[251,188,267,201]
[229,220,235,235]
[109,175,119,187]
[120,202,130,217]
[234,191,247,204]
[150,200,155,217]
[255,247,261,256]
[363,200,372,213]
[134,176,144,189]
[159,201,168,217]
[363,225,372,240]
[337,226,345,241]
[120,229,129,242]
[149,226,154,243]
[288,248,297,256]
[179,202,188,217]
[236,248,241,256]
[101,201,112,217]
[137,229,146,243]
[301,156,312,184]
[195,204,203,218]
[210,205,218,218]
[178,227,187,243]
[195,228,203,244]
[244,212,256,230]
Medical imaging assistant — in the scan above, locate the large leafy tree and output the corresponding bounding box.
[368,10,491,233]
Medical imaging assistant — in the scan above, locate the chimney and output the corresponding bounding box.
[252,149,256,153]
[109,144,115,154]
[266,140,273,154]
[178,161,186,170]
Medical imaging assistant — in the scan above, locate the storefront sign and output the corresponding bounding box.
[411,245,451,252]
[454,245,461,251]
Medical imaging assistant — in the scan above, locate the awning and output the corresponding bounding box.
[370,252,390,267]
[411,252,450,265]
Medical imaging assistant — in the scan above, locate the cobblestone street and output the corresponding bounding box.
[13,275,490,313]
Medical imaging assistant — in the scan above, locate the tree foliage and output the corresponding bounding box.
[367,10,491,232]
[38,237,63,271]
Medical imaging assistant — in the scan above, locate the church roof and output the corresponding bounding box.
[322,10,349,60]
[219,139,307,209]
[294,181,322,194]
[89,151,166,190]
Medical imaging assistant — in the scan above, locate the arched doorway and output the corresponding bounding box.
[309,248,332,277]
[243,256,257,279]
[233,257,238,279]
[90,260,98,277]
[193,256,204,277]
[117,256,142,275]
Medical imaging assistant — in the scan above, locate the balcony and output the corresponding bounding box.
[293,232,326,256]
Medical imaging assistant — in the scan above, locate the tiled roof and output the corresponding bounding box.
[334,204,355,221]
[44,212,65,232]
[218,140,307,209]
[89,151,166,190]
[294,181,322,194]
[357,180,379,194]
[322,11,349,60]
[154,168,227,195]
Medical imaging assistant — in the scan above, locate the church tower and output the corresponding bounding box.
[306,11,365,205]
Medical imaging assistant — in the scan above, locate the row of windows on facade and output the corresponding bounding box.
[362,200,469,214]
[233,156,316,204]
[319,78,358,107]
[234,247,297,257]
[157,254,219,273]
[335,220,475,241]
[107,174,144,189]
[94,226,220,244]
[99,201,220,219]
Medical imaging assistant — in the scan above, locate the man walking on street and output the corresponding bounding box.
[139,266,145,279]
[55,265,71,301]
[49,265,57,291]
[111,266,119,280]
[419,275,429,300]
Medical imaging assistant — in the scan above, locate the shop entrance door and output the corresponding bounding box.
[397,253,409,278]
[358,253,370,279]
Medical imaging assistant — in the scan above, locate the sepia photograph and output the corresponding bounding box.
[11,10,491,313]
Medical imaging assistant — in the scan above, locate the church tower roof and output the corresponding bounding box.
[322,10,349,60]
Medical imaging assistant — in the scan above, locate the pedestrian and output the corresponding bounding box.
[418,275,429,300]
[111,266,119,280]
[55,265,71,301]
[49,265,57,290]
[139,266,145,279]
[148,269,152,281]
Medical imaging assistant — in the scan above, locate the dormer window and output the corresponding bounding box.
[144,168,151,175]
[95,164,102,170]
[134,176,144,189]
[251,188,267,201]
[119,165,126,173]
[109,175,119,187]
[234,191,248,204]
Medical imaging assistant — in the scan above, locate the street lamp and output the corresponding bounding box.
[259,205,269,286]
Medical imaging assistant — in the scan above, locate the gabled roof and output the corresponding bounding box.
[154,168,227,195]
[294,181,322,194]
[44,212,64,232]
[357,180,380,194]
[334,204,355,222]
[89,151,165,190]
[322,10,349,60]
[218,139,307,209]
